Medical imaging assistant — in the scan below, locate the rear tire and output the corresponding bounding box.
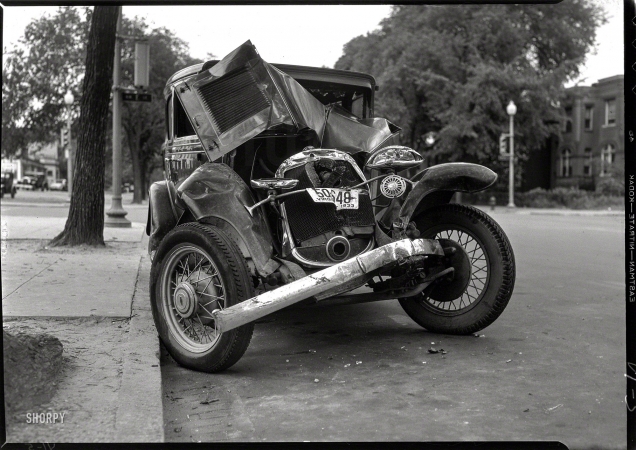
[150,223,254,372]
[399,204,515,335]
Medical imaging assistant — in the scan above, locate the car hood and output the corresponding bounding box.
[174,40,401,162]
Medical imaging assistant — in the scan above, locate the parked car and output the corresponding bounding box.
[147,41,516,373]
[15,177,34,190]
[122,183,134,193]
[1,172,17,198]
[17,174,48,191]
[49,179,67,191]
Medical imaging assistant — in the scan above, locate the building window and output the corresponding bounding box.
[583,148,592,176]
[600,143,616,176]
[584,105,594,130]
[604,99,616,126]
[563,107,573,133]
[560,148,572,177]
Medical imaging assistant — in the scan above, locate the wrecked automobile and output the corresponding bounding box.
[147,41,515,373]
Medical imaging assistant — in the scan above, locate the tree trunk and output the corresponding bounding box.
[50,6,119,247]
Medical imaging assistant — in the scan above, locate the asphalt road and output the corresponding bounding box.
[160,209,626,446]
[3,195,625,445]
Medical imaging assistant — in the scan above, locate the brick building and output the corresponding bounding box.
[553,74,624,190]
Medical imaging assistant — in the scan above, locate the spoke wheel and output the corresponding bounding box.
[421,228,489,315]
[161,245,226,353]
[399,204,515,335]
[150,223,254,373]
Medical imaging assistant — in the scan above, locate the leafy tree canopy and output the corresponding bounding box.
[335,2,607,169]
[2,7,92,157]
[2,7,202,200]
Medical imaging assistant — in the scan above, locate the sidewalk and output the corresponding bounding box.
[1,215,163,442]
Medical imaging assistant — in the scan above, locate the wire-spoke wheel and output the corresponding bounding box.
[399,204,515,335]
[150,223,254,373]
[162,245,225,353]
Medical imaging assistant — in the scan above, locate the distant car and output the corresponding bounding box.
[16,177,34,190]
[1,172,17,198]
[50,179,67,191]
[122,183,134,193]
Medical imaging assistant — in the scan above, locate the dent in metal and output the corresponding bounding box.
[212,238,444,333]
[147,181,184,253]
[275,148,366,181]
[173,40,401,163]
[176,162,275,276]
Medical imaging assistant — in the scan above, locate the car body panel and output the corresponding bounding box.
[396,163,498,228]
[176,162,277,276]
[172,40,400,163]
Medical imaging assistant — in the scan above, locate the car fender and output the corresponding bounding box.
[176,162,278,277]
[394,162,497,227]
[147,180,184,254]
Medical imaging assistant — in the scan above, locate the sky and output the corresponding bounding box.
[1,2,624,86]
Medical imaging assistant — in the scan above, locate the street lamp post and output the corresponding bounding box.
[64,91,74,200]
[105,5,131,228]
[506,100,517,208]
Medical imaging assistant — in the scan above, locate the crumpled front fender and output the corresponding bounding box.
[147,180,184,254]
[177,162,278,277]
[396,162,497,227]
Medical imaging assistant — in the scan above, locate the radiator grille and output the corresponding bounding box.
[282,162,375,242]
[197,67,271,135]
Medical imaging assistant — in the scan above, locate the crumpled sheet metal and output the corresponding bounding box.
[174,40,400,162]
[212,238,444,333]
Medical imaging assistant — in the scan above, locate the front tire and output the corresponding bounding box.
[150,223,254,372]
[399,204,515,335]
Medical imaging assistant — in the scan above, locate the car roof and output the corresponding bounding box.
[164,61,376,99]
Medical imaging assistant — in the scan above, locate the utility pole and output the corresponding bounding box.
[105,5,131,228]
[64,91,74,200]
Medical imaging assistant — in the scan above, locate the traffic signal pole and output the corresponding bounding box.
[105,5,131,228]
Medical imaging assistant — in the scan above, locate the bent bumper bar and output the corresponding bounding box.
[211,238,444,333]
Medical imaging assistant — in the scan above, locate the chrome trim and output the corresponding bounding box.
[326,235,351,262]
[165,150,206,156]
[291,235,375,268]
[212,238,445,333]
[365,145,423,171]
[275,148,366,182]
[280,204,293,257]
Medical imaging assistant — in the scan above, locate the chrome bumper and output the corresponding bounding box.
[211,238,444,334]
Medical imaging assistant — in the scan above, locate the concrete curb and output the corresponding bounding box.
[114,234,164,442]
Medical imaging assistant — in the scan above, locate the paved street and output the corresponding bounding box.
[0,190,149,223]
[161,209,625,446]
[1,194,626,446]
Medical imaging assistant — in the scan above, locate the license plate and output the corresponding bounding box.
[307,188,359,210]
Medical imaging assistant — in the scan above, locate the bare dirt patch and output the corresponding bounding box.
[3,317,130,443]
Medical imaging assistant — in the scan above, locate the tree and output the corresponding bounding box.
[335,3,607,173]
[118,20,202,202]
[49,6,119,246]
[2,7,91,158]
[3,8,202,203]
